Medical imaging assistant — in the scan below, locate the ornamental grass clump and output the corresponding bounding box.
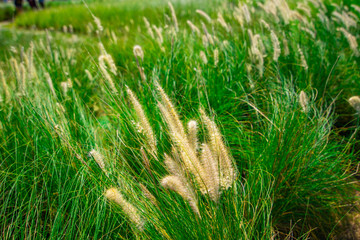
[155,82,237,199]
[102,83,237,230]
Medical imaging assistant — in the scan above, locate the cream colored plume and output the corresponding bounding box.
[0,70,10,101]
[143,17,155,39]
[45,72,56,97]
[92,15,103,33]
[196,9,212,23]
[133,45,144,61]
[248,30,264,76]
[199,108,235,189]
[200,51,208,64]
[105,188,144,230]
[187,20,200,35]
[214,48,219,66]
[299,91,309,113]
[124,83,237,218]
[349,96,360,113]
[156,83,186,137]
[337,28,359,57]
[168,2,178,32]
[200,143,220,202]
[217,13,231,32]
[140,183,158,207]
[297,46,308,71]
[270,31,281,62]
[187,120,198,151]
[90,149,106,171]
[161,175,200,216]
[126,86,157,153]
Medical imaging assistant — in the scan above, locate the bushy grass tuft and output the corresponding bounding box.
[0,0,360,239]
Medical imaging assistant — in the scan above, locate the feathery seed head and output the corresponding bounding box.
[126,86,157,153]
[133,45,144,61]
[297,46,308,70]
[161,175,200,216]
[105,188,120,202]
[168,2,179,32]
[200,143,219,202]
[153,26,164,45]
[99,64,117,93]
[105,188,144,230]
[45,72,56,97]
[349,96,360,113]
[299,91,309,113]
[140,184,158,207]
[337,27,359,56]
[200,51,208,64]
[214,48,219,66]
[90,149,106,171]
[187,120,198,151]
[200,108,236,189]
[93,16,103,33]
[352,4,360,14]
[60,81,70,96]
[282,35,290,56]
[85,69,93,82]
[186,20,200,35]
[241,3,251,23]
[143,17,155,39]
[99,53,117,75]
[0,70,10,101]
[217,13,231,32]
[260,19,271,30]
[196,9,212,23]
[270,31,281,62]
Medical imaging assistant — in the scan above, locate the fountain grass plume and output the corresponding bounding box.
[349,96,360,113]
[161,175,200,216]
[199,108,236,189]
[217,13,231,32]
[168,2,178,32]
[0,70,10,101]
[45,72,56,97]
[133,45,144,61]
[270,30,281,62]
[200,51,208,64]
[143,17,155,39]
[89,149,106,172]
[337,27,359,57]
[297,46,308,71]
[126,86,157,154]
[187,120,198,152]
[105,188,144,230]
[200,143,219,202]
[196,9,212,23]
[186,20,200,35]
[299,91,309,113]
[156,82,186,137]
[214,48,219,66]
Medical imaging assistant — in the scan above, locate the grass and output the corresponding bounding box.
[0,3,14,21]
[1,0,360,239]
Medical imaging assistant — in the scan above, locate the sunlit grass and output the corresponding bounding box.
[1,0,360,239]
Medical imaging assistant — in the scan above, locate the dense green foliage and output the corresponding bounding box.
[0,3,14,21]
[1,0,360,239]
